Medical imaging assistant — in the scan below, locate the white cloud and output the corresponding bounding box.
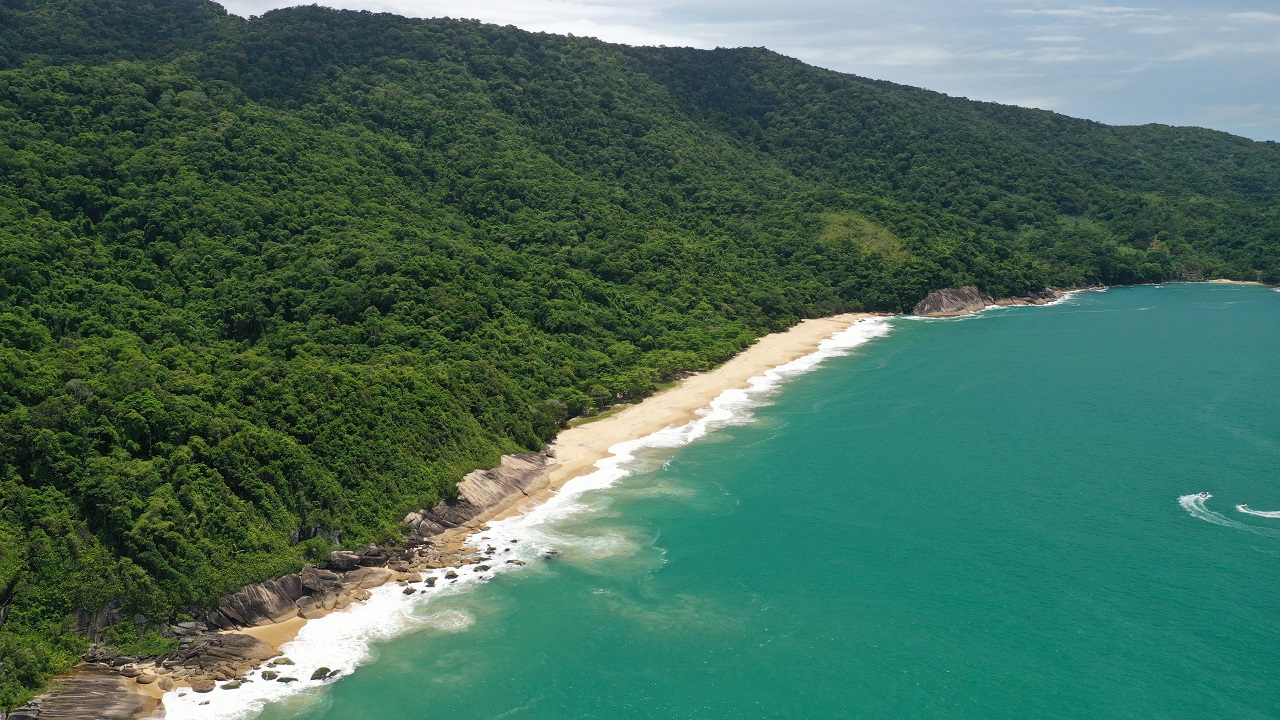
[986,95,1064,109]
[1227,11,1280,22]
[807,43,956,67]
[209,1,1280,140]
[1011,5,1173,23]
[1170,38,1280,60]
[1030,46,1104,62]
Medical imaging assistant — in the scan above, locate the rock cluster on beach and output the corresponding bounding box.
[20,452,555,719]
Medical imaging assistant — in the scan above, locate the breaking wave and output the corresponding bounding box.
[159,316,894,720]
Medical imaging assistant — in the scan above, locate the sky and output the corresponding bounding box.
[213,0,1280,142]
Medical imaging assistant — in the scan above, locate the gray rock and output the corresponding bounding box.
[190,676,217,693]
[166,633,278,677]
[310,667,332,681]
[328,550,362,571]
[300,566,344,594]
[421,454,550,530]
[913,286,994,317]
[206,574,306,629]
[344,566,395,589]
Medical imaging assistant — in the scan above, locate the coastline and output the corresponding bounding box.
[96,281,1269,717]
[122,312,881,717]
[492,312,881,522]
[36,280,1255,718]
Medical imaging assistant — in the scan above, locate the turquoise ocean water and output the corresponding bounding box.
[175,284,1280,720]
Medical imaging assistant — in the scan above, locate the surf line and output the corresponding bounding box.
[159,316,896,720]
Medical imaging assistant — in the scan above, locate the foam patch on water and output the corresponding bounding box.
[418,608,476,632]
[1179,494,1280,537]
[1236,504,1280,518]
[157,317,892,720]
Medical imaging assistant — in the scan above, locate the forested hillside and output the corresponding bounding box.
[1,0,1277,706]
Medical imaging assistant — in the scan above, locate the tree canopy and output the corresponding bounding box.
[0,0,1276,707]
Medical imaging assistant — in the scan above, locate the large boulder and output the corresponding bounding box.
[327,550,362,571]
[420,453,550,529]
[189,676,216,693]
[164,633,278,679]
[356,544,391,567]
[205,575,306,629]
[913,286,994,317]
[344,567,395,589]
[299,566,344,594]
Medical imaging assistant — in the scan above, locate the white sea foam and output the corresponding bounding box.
[419,608,476,632]
[902,287,1102,322]
[1178,494,1280,537]
[1236,504,1280,518]
[158,316,893,720]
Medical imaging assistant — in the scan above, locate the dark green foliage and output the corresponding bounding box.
[0,0,1276,707]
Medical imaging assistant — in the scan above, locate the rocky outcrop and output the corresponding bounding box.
[915,286,1075,317]
[412,453,551,533]
[6,670,154,720]
[49,449,557,716]
[913,286,993,317]
[992,288,1068,307]
[205,574,305,629]
[161,633,278,680]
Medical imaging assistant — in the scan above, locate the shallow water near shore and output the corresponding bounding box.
[183,283,1280,719]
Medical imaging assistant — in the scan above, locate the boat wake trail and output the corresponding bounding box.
[1179,495,1280,537]
[1236,504,1280,518]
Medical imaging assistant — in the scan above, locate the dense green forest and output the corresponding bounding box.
[0,0,1277,707]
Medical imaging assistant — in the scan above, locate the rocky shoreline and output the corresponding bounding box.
[913,285,1089,317]
[10,452,556,720]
